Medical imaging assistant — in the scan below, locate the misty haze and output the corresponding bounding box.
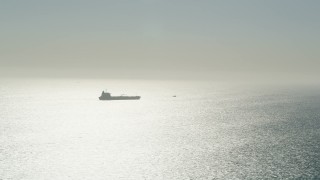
[1,1,319,179]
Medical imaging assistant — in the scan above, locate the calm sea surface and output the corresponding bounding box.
[0,78,319,179]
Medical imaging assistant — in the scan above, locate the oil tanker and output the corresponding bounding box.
[99,91,140,100]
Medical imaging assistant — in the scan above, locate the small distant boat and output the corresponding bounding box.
[99,91,140,100]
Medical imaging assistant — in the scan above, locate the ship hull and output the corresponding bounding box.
[99,96,141,100]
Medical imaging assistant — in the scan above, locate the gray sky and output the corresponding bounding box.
[1,0,319,79]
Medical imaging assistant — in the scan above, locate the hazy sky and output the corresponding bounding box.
[1,0,319,79]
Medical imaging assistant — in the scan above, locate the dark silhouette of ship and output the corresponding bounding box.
[99,91,140,100]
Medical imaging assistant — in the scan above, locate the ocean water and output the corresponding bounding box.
[0,78,319,179]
